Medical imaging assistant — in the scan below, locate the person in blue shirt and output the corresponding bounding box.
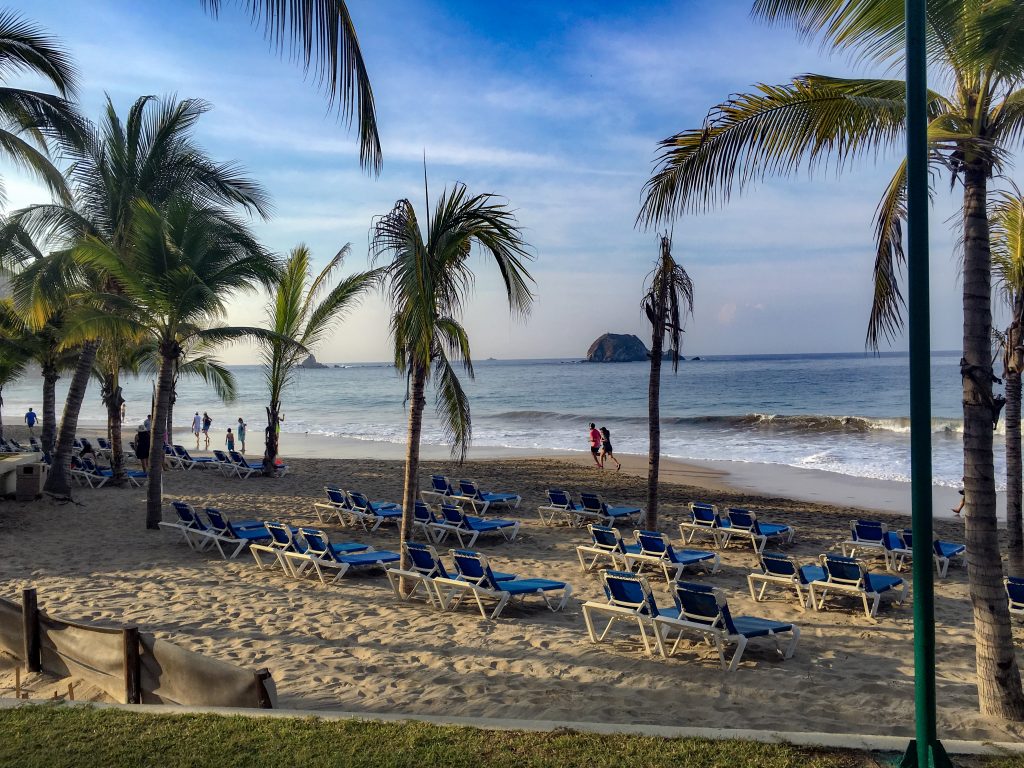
[24,408,37,435]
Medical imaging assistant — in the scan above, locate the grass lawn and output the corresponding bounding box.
[1,705,1023,768]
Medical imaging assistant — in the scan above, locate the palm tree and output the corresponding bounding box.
[641,235,693,530]
[0,10,85,201]
[260,244,377,474]
[93,337,151,484]
[0,299,31,440]
[73,197,280,528]
[4,94,270,498]
[156,335,239,446]
[637,0,1024,721]
[991,188,1024,576]
[198,0,380,172]
[371,183,534,577]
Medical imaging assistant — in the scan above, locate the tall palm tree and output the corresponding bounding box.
[93,337,150,483]
[260,244,376,474]
[371,183,534,576]
[198,0,380,172]
[637,0,1024,721]
[641,235,693,530]
[991,188,1024,576]
[73,197,280,528]
[5,94,270,498]
[0,10,85,201]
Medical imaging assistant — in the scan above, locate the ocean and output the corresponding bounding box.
[0,351,992,489]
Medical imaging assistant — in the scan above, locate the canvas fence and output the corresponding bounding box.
[0,589,275,708]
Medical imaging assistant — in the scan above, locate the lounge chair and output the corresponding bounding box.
[576,524,642,572]
[228,450,263,479]
[95,436,112,457]
[746,551,825,609]
[723,508,795,552]
[437,502,521,547]
[163,443,185,470]
[454,479,521,514]
[435,549,572,619]
[1007,577,1024,619]
[537,488,586,527]
[173,445,218,471]
[582,569,667,655]
[655,581,800,671]
[29,436,43,452]
[158,501,213,550]
[202,508,272,559]
[623,530,720,583]
[578,492,643,527]
[841,519,889,558]
[81,456,146,488]
[679,502,731,547]
[250,521,306,574]
[70,455,103,487]
[211,450,236,476]
[293,528,391,584]
[347,490,402,532]
[386,542,516,606]
[413,501,444,542]
[896,529,966,578]
[313,485,354,525]
[808,554,908,619]
[420,474,457,505]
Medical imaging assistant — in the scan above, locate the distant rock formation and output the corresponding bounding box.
[586,333,650,362]
[299,354,328,369]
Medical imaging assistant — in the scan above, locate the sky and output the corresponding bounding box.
[4,0,980,363]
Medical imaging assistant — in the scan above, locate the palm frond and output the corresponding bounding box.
[433,350,472,462]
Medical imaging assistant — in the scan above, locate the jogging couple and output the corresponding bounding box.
[588,422,621,471]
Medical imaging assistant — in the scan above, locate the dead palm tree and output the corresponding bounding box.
[641,234,693,530]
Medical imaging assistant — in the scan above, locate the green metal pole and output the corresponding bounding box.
[902,1,949,766]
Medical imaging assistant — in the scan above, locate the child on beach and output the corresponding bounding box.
[225,428,235,452]
[588,423,603,468]
[600,426,622,471]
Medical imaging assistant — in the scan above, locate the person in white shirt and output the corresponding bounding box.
[192,412,202,449]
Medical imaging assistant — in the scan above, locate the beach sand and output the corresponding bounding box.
[1,437,1023,742]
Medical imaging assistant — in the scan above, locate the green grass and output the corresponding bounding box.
[0,705,1022,768]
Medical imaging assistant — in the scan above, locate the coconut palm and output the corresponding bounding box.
[0,10,85,202]
[72,197,280,528]
[198,0,380,172]
[641,235,693,530]
[991,188,1024,576]
[4,94,270,498]
[371,184,534,576]
[637,0,1024,720]
[260,244,377,474]
[157,335,239,445]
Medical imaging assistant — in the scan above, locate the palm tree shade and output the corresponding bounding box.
[371,184,534,576]
[638,0,1024,719]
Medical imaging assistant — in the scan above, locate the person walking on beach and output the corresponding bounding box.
[201,412,212,449]
[237,417,247,453]
[599,426,622,471]
[225,427,235,453]
[24,407,37,436]
[191,412,202,449]
[588,422,603,468]
[136,423,151,472]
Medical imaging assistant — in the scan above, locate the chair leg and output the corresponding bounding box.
[727,635,746,672]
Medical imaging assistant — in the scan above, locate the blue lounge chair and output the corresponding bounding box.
[202,508,272,559]
[455,478,521,514]
[313,485,354,525]
[413,501,444,542]
[70,455,104,487]
[94,436,111,457]
[435,549,572,619]
[579,492,643,527]
[623,530,720,583]
[841,519,889,558]
[655,581,800,670]
[723,508,795,552]
[582,569,670,655]
[228,450,263,479]
[386,541,516,606]
[347,490,402,532]
[173,445,218,471]
[437,502,521,547]
[81,456,147,488]
[808,554,908,619]
[294,528,391,584]
[896,530,967,578]
[250,521,306,574]
[163,443,185,470]
[420,474,457,505]
[211,449,235,476]
[746,551,825,609]
[679,502,731,547]
[158,500,213,550]
[537,488,586,527]
[1007,577,1024,619]
[576,524,642,572]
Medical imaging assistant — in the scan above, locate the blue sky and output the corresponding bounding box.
[6,0,974,362]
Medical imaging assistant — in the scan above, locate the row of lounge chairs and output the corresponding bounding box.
[576,525,719,581]
[163,445,289,478]
[538,489,643,527]
[421,475,522,514]
[0,436,40,453]
[843,519,966,577]
[680,502,795,553]
[70,455,147,488]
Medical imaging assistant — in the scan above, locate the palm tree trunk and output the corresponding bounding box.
[398,362,427,579]
[107,379,126,484]
[0,388,5,441]
[1006,363,1024,576]
[41,365,58,454]
[146,349,174,529]
[166,378,176,448]
[262,401,281,476]
[44,341,98,497]
[962,164,1024,719]
[646,275,668,530]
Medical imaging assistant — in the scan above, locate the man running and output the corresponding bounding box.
[192,412,202,449]
[588,422,603,468]
[24,408,37,436]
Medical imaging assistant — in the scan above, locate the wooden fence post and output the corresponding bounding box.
[22,588,40,673]
[254,668,273,709]
[123,626,141,704]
